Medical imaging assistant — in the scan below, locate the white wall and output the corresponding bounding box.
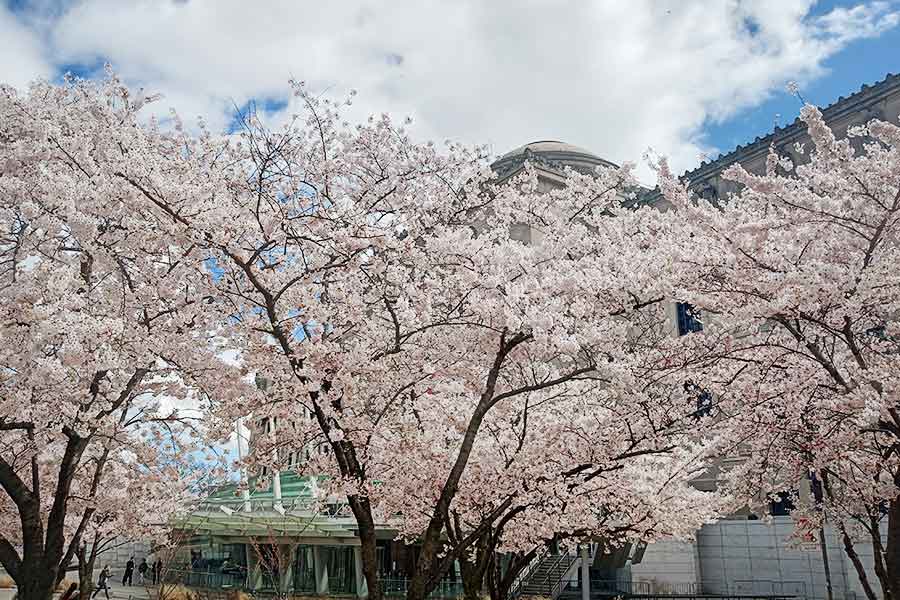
[630,539,701,592]
[695,518,887,600]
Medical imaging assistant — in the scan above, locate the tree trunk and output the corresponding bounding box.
[809,473,834,600]
[459,543,490,600]
[406,332,529,600]
[460,558,486,600]
[491,548,538,600]
[76,545,97,600]
[885,497,900,600]
[817,525,835,600]
[349,496,382,600]
[15,570,58,600]
[837,522,878,600]
[866,515,892,600]
[11,504,60,600]
[0,431,90,600]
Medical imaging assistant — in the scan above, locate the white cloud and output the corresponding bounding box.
[0,4,52,89]
[3,0,898,180]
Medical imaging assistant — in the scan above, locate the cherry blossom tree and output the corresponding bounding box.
[144,85,723,600]
[657,105,900,600]
[425,418,721,600]
[0,74,239,600]
[2,72,724,600]
[70,457,198,600]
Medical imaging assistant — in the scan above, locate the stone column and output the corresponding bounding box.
[236,417,251,512]
[272,468,283,510]
[581,544,591,600]
[270,420,283,511]
[354,547,368,598]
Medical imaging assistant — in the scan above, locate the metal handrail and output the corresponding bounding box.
[507,546,551,600]
[532,552,575,599]
[379,577,465,598]
[164,568,249,590]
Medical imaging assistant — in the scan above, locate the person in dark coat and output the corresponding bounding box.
[123,556,135,586]
[137,558,149,584]
[92,566,111,599]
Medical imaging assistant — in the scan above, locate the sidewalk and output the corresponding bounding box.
[0,582,154,600]
[96,583,154,600]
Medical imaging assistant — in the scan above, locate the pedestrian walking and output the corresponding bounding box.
[92,566,111,600]
[138,558,149,584]
[123,556,135,586]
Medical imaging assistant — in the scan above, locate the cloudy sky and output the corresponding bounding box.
[2,0,900,180]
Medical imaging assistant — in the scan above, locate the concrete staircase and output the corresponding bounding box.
[517,553,580,599]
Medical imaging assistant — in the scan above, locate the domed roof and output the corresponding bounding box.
[499,140,599,159]
[491,139,617,178]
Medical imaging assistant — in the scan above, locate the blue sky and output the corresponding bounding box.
[703,0,900,158]
[1,0,898,180]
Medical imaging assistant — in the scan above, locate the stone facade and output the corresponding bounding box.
[643,72,900,208]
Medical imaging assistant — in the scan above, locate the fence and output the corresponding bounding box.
[379,578,464,598]
[164,569,467,598]
[165,568,249,590]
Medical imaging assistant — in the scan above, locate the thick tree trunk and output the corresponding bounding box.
[487,554,502,600]
[885,498,900,600]
[406,544,434,600]
[459,555,486,600]
[16,577,58,600]
[458,536,493,600]
[12,505,61,600]
[349,496,382,600]
[0,433,91,600]
[76,545,97,600]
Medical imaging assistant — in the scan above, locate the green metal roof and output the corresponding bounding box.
[173,473,377,539]
[202,473,321,504]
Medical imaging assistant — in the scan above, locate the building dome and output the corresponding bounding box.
[491,140,618,178]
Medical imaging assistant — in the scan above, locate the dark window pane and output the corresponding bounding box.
[676,302,703,336]
[770,491,796,516]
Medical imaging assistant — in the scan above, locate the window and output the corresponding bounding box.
[326,547,356,595]
[676,302,703,336]
[293,546,316,593]
[695,390,713,418]
[698,183,718,202]
[769,491,796,516]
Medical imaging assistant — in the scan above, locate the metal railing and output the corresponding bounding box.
[507,546,551,600]
[195,497,332,513]
[379,577,464,598]
[526,553,578,599]
[164,568,249,590]
[164,569,467,598]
